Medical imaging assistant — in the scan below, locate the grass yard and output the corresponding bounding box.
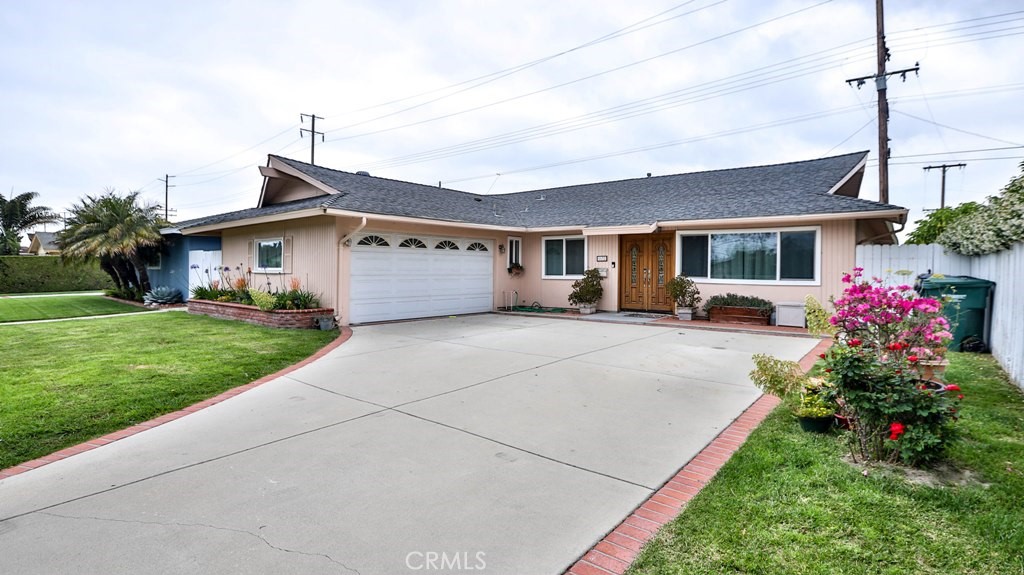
[0,294,146,322]
[0,313,337,468]
[629,352,1024,575]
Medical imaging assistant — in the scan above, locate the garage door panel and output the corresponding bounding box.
[350,235,494,324]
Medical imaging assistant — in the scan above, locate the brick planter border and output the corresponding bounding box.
[187,299,335,329]
[564,337,833,575]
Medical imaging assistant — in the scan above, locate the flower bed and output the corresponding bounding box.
[187,299,334,329]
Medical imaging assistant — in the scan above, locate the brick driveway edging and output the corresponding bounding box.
[564,337,832,575]
[0,327,353,480]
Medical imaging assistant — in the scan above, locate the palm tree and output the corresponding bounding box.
[0,191,60,255]
[59,191,163,297]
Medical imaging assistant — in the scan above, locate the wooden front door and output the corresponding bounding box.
[620,233,674,312]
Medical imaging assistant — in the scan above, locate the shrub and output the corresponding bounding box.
[749,354,805,398]
[702,293,773,316]
[568,268,604,306]
[0,256,113,293]
[665,275,701,308]
[938,162,1024,255]
[250,289,277,312]
[804,295,836,338]
[823,268,959,466]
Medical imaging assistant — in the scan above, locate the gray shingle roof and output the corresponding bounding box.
[177,151,902,231]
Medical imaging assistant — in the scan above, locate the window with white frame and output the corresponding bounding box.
[678,227,818,283]
[507,236,522,267]
[255,238,284,272]
[542,236,585,278]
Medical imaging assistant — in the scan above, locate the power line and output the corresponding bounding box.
[442,104,868,185]
[320,0,726,132]
[324,0,837,144]
[338,20,1018,172]
[893,110,1024,146]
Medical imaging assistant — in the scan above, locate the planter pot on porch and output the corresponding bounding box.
[707,305,770,326]
[676,306,695,321]
[187,299,336,329]
[577,303,597,315]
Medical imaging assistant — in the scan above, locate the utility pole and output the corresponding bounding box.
[158,174,175,221]
[845,0,919,205]
[299,113,324,165]
[923,163,966,209]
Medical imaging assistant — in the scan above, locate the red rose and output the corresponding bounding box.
[849,338,862,347]
[819,353,826,359]
[889,422,906,440]
[957,394,964,400]
[907,355,919,363]
[824,368,833,373]
[945,384,961,392]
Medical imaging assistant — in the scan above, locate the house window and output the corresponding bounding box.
[678,227,819,284]
[357,235,390,247]
[255,238,284,272]
[543,236,585,278]
[398,238,427,248]
[507,236,522,267]
[146,253,162,270]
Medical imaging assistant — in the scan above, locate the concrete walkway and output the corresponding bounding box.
[0,314,817,574]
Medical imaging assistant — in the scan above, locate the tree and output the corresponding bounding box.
[938,161,1024,255]
[0,191,59,255]
[58,191,163,298]
[905,202,981,245]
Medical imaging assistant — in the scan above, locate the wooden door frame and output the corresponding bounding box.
[619,232,675,312]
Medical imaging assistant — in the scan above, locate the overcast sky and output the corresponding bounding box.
[3,0,1022,241]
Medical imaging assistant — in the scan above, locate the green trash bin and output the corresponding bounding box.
[917,275,995,351]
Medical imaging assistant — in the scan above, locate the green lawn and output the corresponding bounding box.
[0,313,337,468]
[629,352,1024,575]
[0,294,146,322]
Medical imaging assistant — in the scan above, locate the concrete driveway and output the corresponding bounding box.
[0,314,817,574]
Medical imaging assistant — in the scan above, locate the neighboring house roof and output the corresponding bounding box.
[28,231,60,252]
[174,151,904,232]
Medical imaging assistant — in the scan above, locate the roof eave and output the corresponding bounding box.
[321,208,526,232]
[180,208,328,235]
[657,209,908,229]
[826,153,869,196]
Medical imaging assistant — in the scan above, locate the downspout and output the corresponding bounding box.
[857,219,906,245]
[335,216,367,326]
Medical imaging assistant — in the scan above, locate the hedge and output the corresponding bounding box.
[0,256,114,294]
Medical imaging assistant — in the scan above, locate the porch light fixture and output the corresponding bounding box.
[498,244,505,254]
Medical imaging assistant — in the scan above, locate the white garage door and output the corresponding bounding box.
[349,233,495,324]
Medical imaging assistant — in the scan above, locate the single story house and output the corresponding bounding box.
[27,232,60,256]
[170,151,907,325]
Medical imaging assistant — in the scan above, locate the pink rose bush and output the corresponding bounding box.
[822,269,960,466]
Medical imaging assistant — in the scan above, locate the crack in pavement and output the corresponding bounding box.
[35,511,361,574]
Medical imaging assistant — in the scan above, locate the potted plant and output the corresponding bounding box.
[795,378,836,433]
[568,268,604,314]
[665,274,701,320]
[749,355,835,433]
[507,262,524,277]
[703,293,773,325]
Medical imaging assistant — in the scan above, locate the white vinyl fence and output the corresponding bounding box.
[856,243,1024,389]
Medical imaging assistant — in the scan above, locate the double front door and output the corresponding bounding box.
[620,233,674,313]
